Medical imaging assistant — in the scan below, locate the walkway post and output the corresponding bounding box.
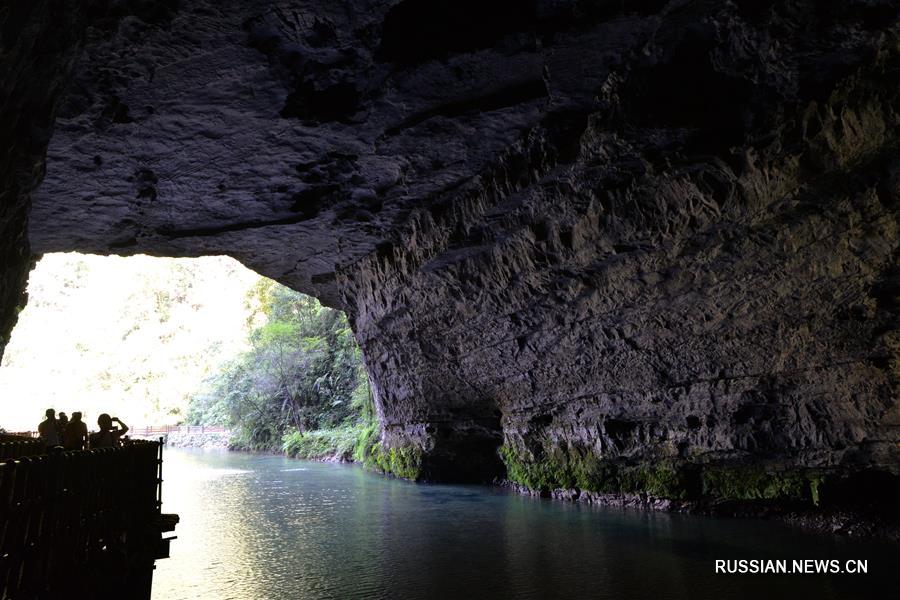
[157,436,164,512]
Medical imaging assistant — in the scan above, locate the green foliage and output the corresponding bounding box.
[1,253,276,428]
[280,403,417,475]
[188,282,372,452]
[283,425,360,460]
[352,420,381,463]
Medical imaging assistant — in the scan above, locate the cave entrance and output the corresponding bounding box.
[0,252,373,459]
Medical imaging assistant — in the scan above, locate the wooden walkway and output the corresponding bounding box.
[129,424,228,436]
[0,436,178,599]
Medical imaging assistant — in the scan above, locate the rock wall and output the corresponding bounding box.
[340,1,900,495]
[4,1,899,504]
[0,0,87,360]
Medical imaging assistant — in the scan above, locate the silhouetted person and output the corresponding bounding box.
[63,412,88,450]
[57,412,69,440]
[38,408,60,448]
[90,414,128,448]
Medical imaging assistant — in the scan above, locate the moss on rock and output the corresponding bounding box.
[499,443,694,499]
[500,442,826,505]
[365,444,423,480]
[701,466,825,504]
[354,424,424,480]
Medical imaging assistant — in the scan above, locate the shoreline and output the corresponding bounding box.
[498,479,900,543]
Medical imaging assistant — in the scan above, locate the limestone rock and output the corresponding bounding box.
[2,1,898,497]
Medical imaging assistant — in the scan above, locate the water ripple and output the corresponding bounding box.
[152,449,900,600]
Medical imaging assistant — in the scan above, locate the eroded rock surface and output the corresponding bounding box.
[0,0,87,358]
[6,1,900,501]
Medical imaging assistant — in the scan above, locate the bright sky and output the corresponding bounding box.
[0,253,264,432]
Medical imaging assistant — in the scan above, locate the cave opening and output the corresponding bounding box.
[1,253,256,431]
[0,252,376,462]
[1,0,899,597]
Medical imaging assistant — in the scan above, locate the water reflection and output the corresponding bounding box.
[152,449,898,600]
[153,451,262,599]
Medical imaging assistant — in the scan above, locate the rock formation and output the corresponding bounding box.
[0,0,88,359]
[3,1,899,507]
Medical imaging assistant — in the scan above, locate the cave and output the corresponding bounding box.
[2,0,898,514]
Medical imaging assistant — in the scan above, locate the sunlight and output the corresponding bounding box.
[0,252,265,432]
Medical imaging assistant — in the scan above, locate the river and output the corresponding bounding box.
[151,448,896,600]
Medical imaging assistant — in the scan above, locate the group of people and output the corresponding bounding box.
[37,408,129,451]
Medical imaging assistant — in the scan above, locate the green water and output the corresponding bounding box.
[151,448,896,600]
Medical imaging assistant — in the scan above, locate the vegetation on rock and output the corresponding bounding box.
[499,442,826,506]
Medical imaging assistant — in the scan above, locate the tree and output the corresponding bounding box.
[188,281,369,451]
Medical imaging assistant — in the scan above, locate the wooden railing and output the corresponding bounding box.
[129,424,228,436]
[1,431,38,439]
[0,439,177,599]
[4,425,229,439]
[0,434,44,459]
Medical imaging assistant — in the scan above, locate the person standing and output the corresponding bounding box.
[63,412,88,450]
[89,414,129,448]
[57,412,69,441]
[38,408,60,449]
